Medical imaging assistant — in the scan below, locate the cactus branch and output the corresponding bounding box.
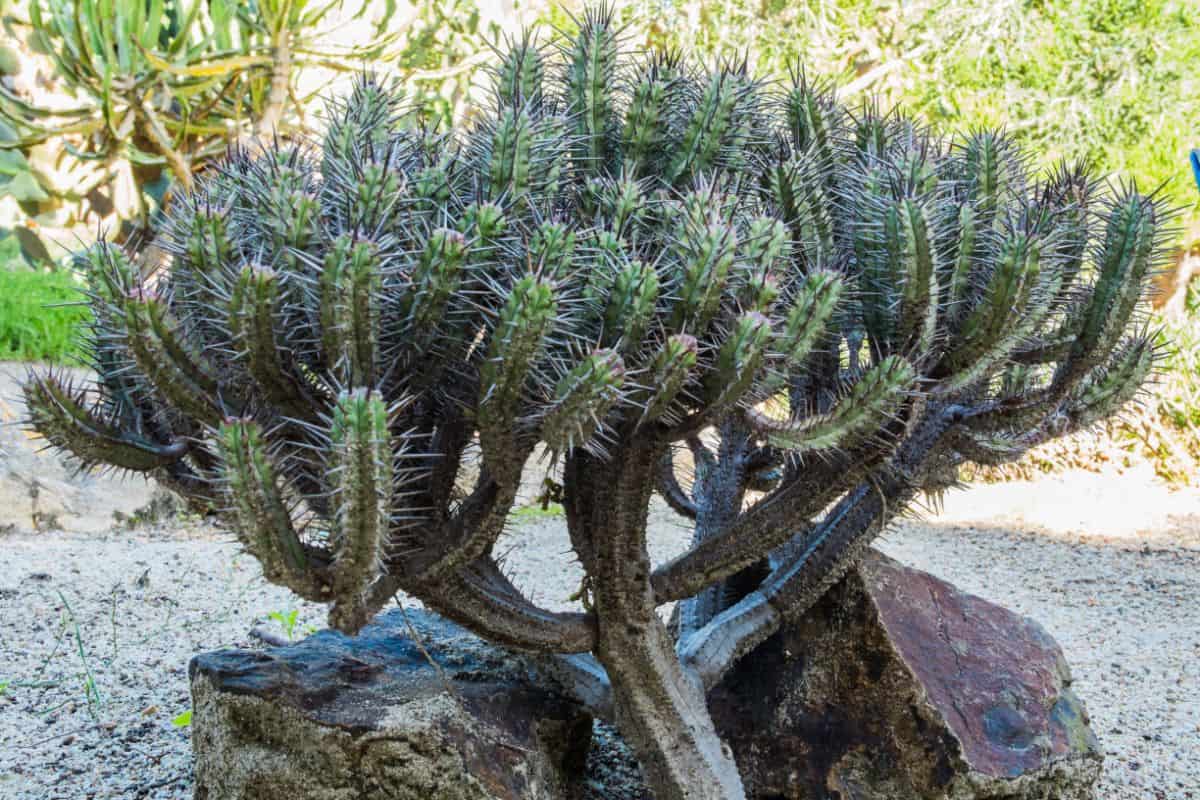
[23,372,188,472]
[218,418,330,601]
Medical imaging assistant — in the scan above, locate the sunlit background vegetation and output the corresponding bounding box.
[0,0,1196,480]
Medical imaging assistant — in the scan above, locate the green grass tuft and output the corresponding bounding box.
[0,269,90,363]
[512,502,566,521]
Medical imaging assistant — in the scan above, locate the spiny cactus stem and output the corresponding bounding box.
[402,228,469,337]
[153,458,224,512]
[650,453,857,604]
[417,557,597,653]
[124,295,223,425]
[411,458,523,582]
[670,209,739,333]
[478,275,556,472]
[320,236,381,387]
[23,373,188,472]
[601,258,659,350]
[754,355,916,452]
[1013,333,1075,365]
[636,334,698,427]
[945,427,1038,466]
[1068,335,1156,429]
[419,415,474,517]
[567,5,618,175]
[540,349,626,456]
[668,69,746,184]
[326,573,401,636]
[1056,192,1157,390]
[939,233,1048,392]
[229,265,315,420]
[218,418,330,601]
[495,31,544,109]
[760,270,843,393]
[703,312,772,410]
[621,53,677,175]
[946,202,977,312]
[327,390,393,612]
[895,200,939,355]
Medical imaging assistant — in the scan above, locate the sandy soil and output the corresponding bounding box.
[0,368,1197,799]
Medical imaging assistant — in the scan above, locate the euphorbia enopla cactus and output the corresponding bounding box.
[25,9,1168,798]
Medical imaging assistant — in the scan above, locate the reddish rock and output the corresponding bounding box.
[708,549,1102,799]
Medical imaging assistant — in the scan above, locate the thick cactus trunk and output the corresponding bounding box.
[573,442,745,800]
[597,608,743,800]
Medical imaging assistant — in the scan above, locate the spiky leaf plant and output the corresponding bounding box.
[24,10,1169,799]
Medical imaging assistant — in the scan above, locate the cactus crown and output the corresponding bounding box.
[26,10,1165,644]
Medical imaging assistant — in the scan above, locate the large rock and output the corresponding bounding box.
[189,609,592,800]
[708,549,1103,799]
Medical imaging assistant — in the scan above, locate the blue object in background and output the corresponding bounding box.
[1191,149,1200,192]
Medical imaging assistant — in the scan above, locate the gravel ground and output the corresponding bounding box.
[1,367,1197,800]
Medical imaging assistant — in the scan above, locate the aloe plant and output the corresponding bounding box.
[24,11,1167,798]
[0,0,395,226]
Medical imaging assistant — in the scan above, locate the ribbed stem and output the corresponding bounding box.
[570,442,746,800]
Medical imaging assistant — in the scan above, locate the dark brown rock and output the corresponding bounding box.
[189,608,592,800]
[708,549,1103,799]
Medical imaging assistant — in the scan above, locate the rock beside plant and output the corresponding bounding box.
[188,609,591,800]
[707,549,1104,799]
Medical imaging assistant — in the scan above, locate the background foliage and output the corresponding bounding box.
[0,0,482,256]
[600,0,1200,226]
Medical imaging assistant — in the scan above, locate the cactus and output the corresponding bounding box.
[24,12,1168,800]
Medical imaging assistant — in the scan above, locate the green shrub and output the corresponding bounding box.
[0,268,88,362]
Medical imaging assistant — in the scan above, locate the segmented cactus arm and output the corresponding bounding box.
[410,464,521,582]
[326,390,394,623]
[229,265,319,420]
[23,372,187,472]
[217,418,331,601]
[421,559,597,653]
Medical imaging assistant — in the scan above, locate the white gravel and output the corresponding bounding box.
[1,376,1197,799]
